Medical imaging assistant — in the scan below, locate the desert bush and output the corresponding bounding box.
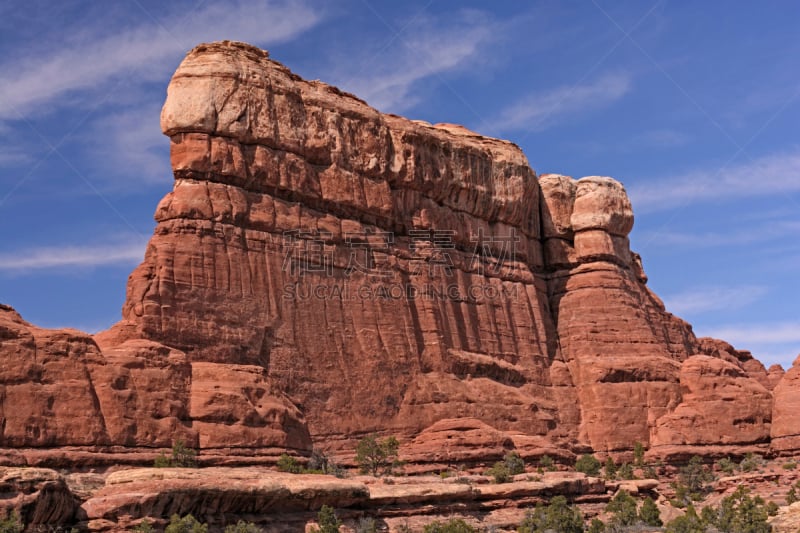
[356,435,400,476]
[277,453,302,473]
[642,465,658,479]
[604,457,617,479]
[487,461,510,484]
[312,505,341,533]
[224,521,264,533]
[665,505,704,533]
[587,518,605,533]
[787,485,798,504]
[700,486,772,533]
[633,441,646,467]
[165,514,208,533]
[539,454,555,471]
[0,510,23,533]
[739,453,763,473]
[575,454,601,476]
[674,455,714,503]
[132,519,155,533]
[782,460,797,470]
[639,496,662,527]
[716,457,736,475]
[504,451,525,476]
[518,495,584,533]
[606,490,638,527]
[355,517,378,533]
[154,440,198,468]
[423,518,478,533]
[617,463,635,480]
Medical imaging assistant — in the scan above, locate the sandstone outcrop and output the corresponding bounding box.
[0,304,310,465]
[0,467,77,527]
[1,40,796,467]
[771,355,800,453]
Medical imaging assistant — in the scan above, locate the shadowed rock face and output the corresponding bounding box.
[0,41,794,464]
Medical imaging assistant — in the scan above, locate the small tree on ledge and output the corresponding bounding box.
[154,440,198,468]
[355,434,400,476]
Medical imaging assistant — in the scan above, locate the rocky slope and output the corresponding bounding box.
[1,41,798,467]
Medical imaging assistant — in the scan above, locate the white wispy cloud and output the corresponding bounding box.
[696,321,800,368]
[629,149,800,213]
[636,128,689,148]
[487,72,632,134]
[332,10,497,112]
[0,0,321,120]
[0,240,148,271]
[706,322,800,345]
[663,285,768,315]
[88,104,170,183]
[641,219,800,248]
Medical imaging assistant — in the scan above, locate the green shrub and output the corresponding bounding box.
[423,518,478,533]
[132,519,155,533]
[575,454,601,476]
[165,514,208,533]
[355,517,378,533]
[604,457,617,479]
[739,453,762,473]
[355,435,400,476]
[518,495,584,533]
[539,455,555,471]
[639,496,663,526]
[487,461,510,483]
[154,440,198,468]
[788,485,798,504]
[670,483,688,508]
[642,464,658,479]
[783,461,797,470]
[308,448,345,477]
[700,486,773,533]
[633,441,646,467]
[0,510,23,533]
[277,453,302,473]
[606,490,638,527]
[587,518,605,533]
[766,501,779,516]
[716,457,736,475]
[312,505,341,533]
[504,451,525,476]
[224,521,264,533]
[676,455,714,502]
[617,462,635,480]
[665,505,704,533]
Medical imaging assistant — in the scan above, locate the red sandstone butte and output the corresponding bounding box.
[1,41,797,465]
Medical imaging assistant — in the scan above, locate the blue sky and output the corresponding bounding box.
[0,1,798,368]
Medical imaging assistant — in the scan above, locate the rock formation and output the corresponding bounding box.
[0,41,796,467]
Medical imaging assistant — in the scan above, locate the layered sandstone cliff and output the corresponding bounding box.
[0,41,795,465]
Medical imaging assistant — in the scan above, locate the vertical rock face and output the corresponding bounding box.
[112,41,562,450]
[0,41,793,463]
[105,40,776,457]
[771,355,800,453]
[0,303,310,461]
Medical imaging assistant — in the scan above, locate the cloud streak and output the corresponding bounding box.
[0,240,148,271]
[640,219,800,248]
[663,285,768,315]
[332,10,497,113]
[487,72,632,134]
[705,321,800,346]
[629,149,800,212]
[0,0,321,120]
